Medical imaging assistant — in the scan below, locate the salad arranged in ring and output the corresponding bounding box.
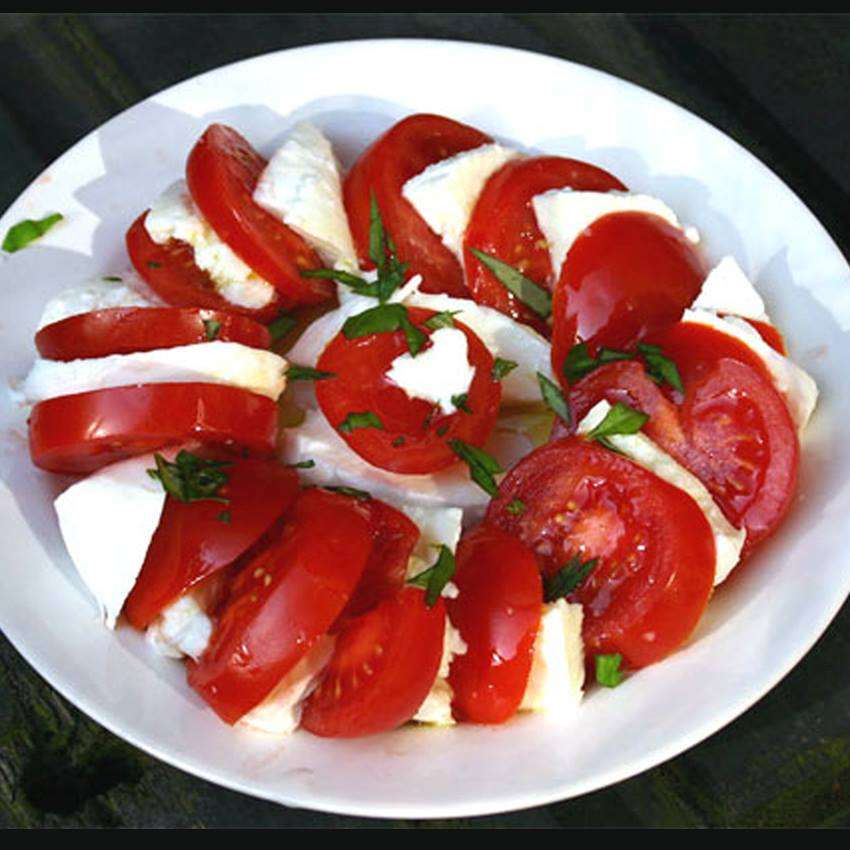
[11,113,818,737]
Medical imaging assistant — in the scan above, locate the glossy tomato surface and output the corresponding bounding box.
[28,383,278,474]
[315,307,501,474]
[188,488,372,723]
[487,437,715,669]
[344,113,491,296]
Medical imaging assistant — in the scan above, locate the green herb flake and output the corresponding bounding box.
[102,275,123,283]
[203,318,221,341]
[585,402,649,446]
[391,436,406,447]
[468,248,551,319]
[435,424,449,437]
[342,303,425,357]
[2,213,63,253]
[286,364,335,382]
[288,459,316,469]
[451,393,471,414]
[268,314,297,342]
[637,343,684,393]
[448,439,503,496]
[147,450,231,504]
[407,544,456,608]
[324,485,372,500]
[595,653,625,688]
[506,498,526,516]
[338,411,384,434]
[146,261,162,269]
[423,310,459,330]
[543,555,597,602]
[217,510,232,524]
[492,358,518,381]
[562,342,633,384]
[537,372,571,425]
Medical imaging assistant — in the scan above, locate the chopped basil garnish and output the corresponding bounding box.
[147,451,231,504]
[562,341,633,384]
[203,318,221,341]
[451,393,471,414]
[537,372,571,425]
[595,653,625,688]
[448,439,503,496]
[268,314,297,342]
[288,459,316,469]
[146,260,162,269]
[324,485,371,500]
[435,424,449,437]
[468,248,552,319]
[637,343,684,393]
[407,544,456,608]
[492,358,518,381]
[506,498,526,516]
[585,402,649,451]
[217,510,232,524]
[102,275,123,282]
[342,303,426,357]
[2,213,63,253]
[286,364,335,382]
[543,555,597,602]
[391,436,406,447]
[338,411,384,434]
[423,310,459,330]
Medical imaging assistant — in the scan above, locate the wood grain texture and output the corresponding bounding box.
[1,12,849,828]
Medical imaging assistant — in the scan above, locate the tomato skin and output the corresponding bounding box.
[28,383,278,474]
[344,113,491,297]
[315,307,502,474]
[188,488,372,724]
[186,124,331,309]
[447,525,542,724]
[35,306,271,361]
[124,460,300,629]
[487,437,715,669]
[745,318,787,355]
[551,211,705,385]
[125,213,283,323]
[464,156,625,331]
[301,587,446,738]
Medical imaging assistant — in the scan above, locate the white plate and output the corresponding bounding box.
[0,39,847,820]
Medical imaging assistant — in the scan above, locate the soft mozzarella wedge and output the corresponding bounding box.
[520,600,585,713]
[19,341,288,405]
[145,180,276,310]
[147,593,213,660]
[577,401,746,585]
[37,272,161,330]
[252,122,357,270]
[682,308,818,432]
[238,637,336,735]
[54,452,171,627]
[402,143,519,260]
[691,256,767,320]
[413,621,468,726]
[531,189,697,275]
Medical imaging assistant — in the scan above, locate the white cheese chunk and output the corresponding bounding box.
[400,504,464,579]
[145,180,275,310]
[238,636,335,735]
[682,309,818,432]
[577,400,746,585]
[19,340,288,405]
[521,600,585,713]
[691,256,767,321]
[146,592,213,660]
[386,327,475,415]
[532,189,695,275]
[412,620,467,726]
[253,122,357,270]
[54,452,170,628]
[402,143,518,260]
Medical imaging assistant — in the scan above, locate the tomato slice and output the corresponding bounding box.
[487,437,715,668]
[301,586,446,737]
[464,156,625,331]
[343,113,491,297]
[186,124,331,309]
[744,318,787,355]
[188,488,372,724]
[35,306,271,361]
[29,383,278,474]
[125,213,283,323]
[124,459,300,629]
[315,307,501,474]
[447,525,542,724]
[551,211,705,385]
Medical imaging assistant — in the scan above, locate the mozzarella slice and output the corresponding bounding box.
[54,452,170,628]
[146,593,213,660]
[37,272,162,330]
[253,122,357,270]
[682,308,818,432]
[402,143,519,260]
[412,620,468,726]
[577,400,745,585]
[145,180,275,310]
[532,189,697,275]
[691,256,767,320]
[520,600,585,713]
[19,340,288,405]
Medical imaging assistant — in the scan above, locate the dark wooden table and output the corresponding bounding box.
[1,13,849,829]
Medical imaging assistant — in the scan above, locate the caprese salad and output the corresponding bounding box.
[9,112,818,738]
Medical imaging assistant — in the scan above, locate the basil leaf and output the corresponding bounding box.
[391,436,406,447]
[637,343,684,392]
[323,485,371,501]
[301,267,378,297]
[217,510,232,524]
[537,372,571,425]
[338,411,384,434]
[543,555,597,602]
[448,439,503,496]
[399,313,427,356]
[342,303,406,339]
[147,450,231,503]
[102,275,123,282]
[506,498,526,516]
[563,342,633,384]
[451,393,471,413]
[492,358,518,381]
[423,310,459,330]
[288,459,316,469]
[203,319,221,341]
[286,364,335,382]
[595,653,625,688]
[268,314,297,342]
[585,402,649,444]
[468,248,551,319]
[369,191,387,274]
[2,213,63,253]
[407,544,456,608]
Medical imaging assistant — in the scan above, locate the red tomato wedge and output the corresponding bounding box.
[29,383,278,474]
[35,306,271,361]
[487,438,715,669]
[186,124,331,309]
[188,488,371,724]
[745,318,787,355]
[344,113,491,297]
[124,459,300,629]
[125,213,283,323]
[464,156,625,331]
[315,307,501,474]
[551,211,704,386]
[447,525,542,724]
[301,587,446,738]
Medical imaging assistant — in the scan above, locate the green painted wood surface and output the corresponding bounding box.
[1,13,849,828]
